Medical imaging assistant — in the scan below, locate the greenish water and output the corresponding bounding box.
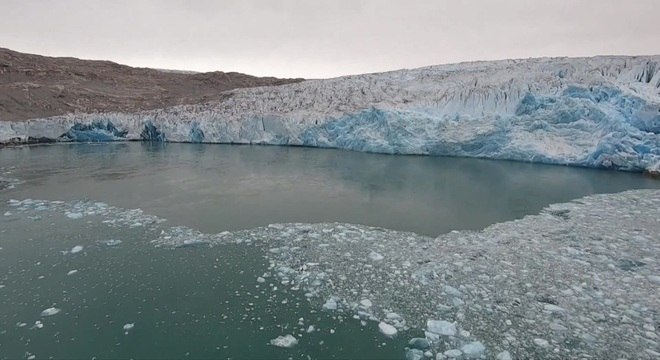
[0,143,658,359]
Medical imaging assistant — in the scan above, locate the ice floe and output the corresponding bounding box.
[66,212,84,219]
[40,307,60,317]
[70,245,83,254]
[427,320,457,337]
[378,321,398,337]
[30,321,43,330]
[269,334,298,348]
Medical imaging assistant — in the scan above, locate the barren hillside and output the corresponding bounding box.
[0,48,303,121]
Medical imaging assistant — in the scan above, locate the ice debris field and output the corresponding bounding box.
[0,166,22,191]
[2,56,660,173]
[4,187,660,359]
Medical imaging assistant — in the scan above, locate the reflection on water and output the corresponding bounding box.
[2,142,659,236]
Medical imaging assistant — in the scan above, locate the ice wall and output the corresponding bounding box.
[1,56,659,172]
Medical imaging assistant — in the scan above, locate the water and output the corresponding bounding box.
[1,143,658,359]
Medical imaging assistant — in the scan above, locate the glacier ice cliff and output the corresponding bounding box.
[1,56,659,172]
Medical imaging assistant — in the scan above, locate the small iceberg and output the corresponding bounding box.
[269,334,298,348]
[40,307,61,317]
[378,322,398,337]
[70,245,84,254]
[66,212,84,219]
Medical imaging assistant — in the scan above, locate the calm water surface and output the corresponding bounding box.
[0,143,658,359]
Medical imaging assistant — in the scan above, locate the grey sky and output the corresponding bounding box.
[1,0,659,78]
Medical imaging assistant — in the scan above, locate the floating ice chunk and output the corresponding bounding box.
[408,338,431,350]
[405,349,424,360]
[443,285,461,297]
[378,322,398,337]
[26,354,36,360]
[175,239,209,248]
[66,212,84,219]
[104,239,122,246]
[444,349,462,358]
[385,312,402,320]
[533,338,550,348]
[322,298,338,311]
[3,211,11,216]
[424,331,439,341]
[40,307,61,316]
[256,277,266,283]
[31,321,43,330]
[70,245,83,254]
[16,322,27,327]
[647,275,660,284]
[306,325,315,333]
[461,341,486,358]
[426,319,456,336]
[123,323,134,334]
[452,297,464,307]
[269,334,298,348]
[359,299,373,308]
[8,199,21,206]
[368,251,384,261]
[543,304,566,313]
[496,351,513,360]
[66,270,78,276]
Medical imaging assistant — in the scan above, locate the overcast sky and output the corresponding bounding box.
[1,0,659,78]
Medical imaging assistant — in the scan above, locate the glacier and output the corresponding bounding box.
[1,56,659,172]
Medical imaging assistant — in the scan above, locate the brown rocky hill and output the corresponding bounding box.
[0,48,303,121]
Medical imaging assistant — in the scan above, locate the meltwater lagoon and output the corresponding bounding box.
[1,143,660,359]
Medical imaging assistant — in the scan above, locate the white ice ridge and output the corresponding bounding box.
[1,56,659,172]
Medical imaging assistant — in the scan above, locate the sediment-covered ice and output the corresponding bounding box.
[6,189,660,359]
[1,56,659,172]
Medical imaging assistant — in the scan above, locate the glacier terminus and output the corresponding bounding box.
[1,56,659,173]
